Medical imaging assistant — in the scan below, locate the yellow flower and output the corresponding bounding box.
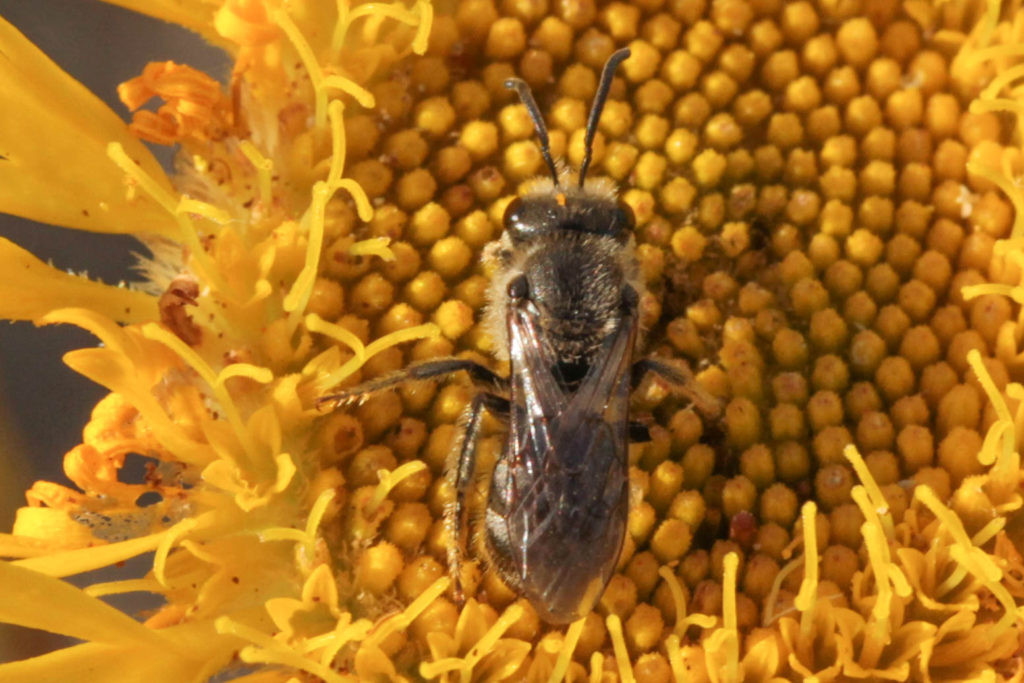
[1,0,1024,681]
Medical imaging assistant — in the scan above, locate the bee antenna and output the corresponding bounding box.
[504,77,560,186]
[579,47,631,188]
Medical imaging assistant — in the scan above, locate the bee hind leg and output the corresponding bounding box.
[446,391,510,604]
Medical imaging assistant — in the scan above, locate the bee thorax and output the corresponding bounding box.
[524,233,631,356]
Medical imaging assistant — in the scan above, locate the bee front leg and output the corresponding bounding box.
[447,392,509,604]
[318,357,509,408]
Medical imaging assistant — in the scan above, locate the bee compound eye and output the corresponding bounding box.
[503,197,524,229]
[507,274,529,299]
[615,201,635,231]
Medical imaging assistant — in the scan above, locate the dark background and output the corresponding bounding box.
[0,0,227,660]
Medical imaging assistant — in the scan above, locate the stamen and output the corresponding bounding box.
[214,363,274,387]
[361,576,450,650]
[283,182,330,315]
[605,614,636,683]
[176,196,232,226]
[326,99,350,187]
[410,0,434,54]
[141,323,259,463]
[364,324,440,356]
[284,102,372,315]
[958,36,1024,68]
[315,616,373,667]
[258,489,339,565]
[107,142,225,292]
[964,161,1024,243]
[106,142,179,217]
[270,8,328,129]
[349,237,396,262]
[978,63,1024,103]
[966,349,1014,468]
[589,651,604,683]
[305,489,337,541]
[305,312,367,358]
[794,502,819,618]
[154,517,200,587]
[238,140,273,207]
[915,486,1019,636]
[722,551,740,683]
[258,528,309,545]
[844,444,894,538]
[368,461,428,514]
[547,617,585,683]
[979,420,1013,470]
[315,322,440,390]
[657,566,688,635]
[861,520,895,622]
[664,635,686,682]
[217,616,347,683]
[332,0,433,58]
[960,283,1024,303]
[457,602,524,680]
[762,556,803,626]
[180,539,220,566]
[972,517,1006,547]
[851,485,911,615]
[321,74,376,109]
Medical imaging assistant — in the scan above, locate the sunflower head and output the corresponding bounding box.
[1,0,1024,681]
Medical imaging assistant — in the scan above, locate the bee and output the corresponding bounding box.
[322,48,714,623]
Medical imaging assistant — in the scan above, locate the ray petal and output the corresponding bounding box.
[0,16,180,238]
[0,237,158,323]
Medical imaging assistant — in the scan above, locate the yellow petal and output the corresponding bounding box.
[11,531,165,578]
[0,619,237,683]
[0,237,158,322]
[0,642,170,683]
[10,507,96,548]
[97,0,230,52]
[0,16,179,237]
[39,308,217,466]
[0,560,168,646]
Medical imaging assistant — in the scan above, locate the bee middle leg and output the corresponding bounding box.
[631,357,721,418]
[447,391,510,604]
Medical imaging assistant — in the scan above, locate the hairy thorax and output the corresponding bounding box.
[482,229,642,363]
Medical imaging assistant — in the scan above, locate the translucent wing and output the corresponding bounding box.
[500,296,637,623]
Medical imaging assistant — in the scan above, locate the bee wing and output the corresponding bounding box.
[506,303,564,475]
[503,299,638,620]
[506,300,636,471]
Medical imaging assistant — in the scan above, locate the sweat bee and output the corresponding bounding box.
[323,48,715,624]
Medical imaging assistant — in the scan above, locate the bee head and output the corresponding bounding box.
[501,47,633,244]
[502,192,635,244]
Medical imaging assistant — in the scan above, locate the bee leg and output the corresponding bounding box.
[447,391,510,605]
[631,357,721,418]
[629,420,652,442]
[318,357,509,408]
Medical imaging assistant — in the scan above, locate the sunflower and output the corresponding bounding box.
[1,0,1023,681]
